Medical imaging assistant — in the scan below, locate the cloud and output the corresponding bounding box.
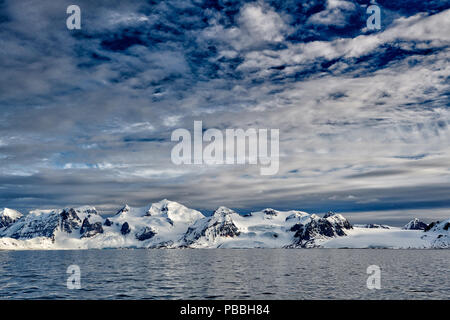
[202,2,291,51]
[0,1,448,224]
[307,0,357,28]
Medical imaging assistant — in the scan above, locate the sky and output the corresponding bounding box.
[0,0,449,225]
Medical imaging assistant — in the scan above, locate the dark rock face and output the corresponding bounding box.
[160,203,169,214]
[210,219,240,238]
[121,222,130,235]
[424,220,450,232]
[331,217,352,230]
[116,205,130,215]
[291,219,342,238]
[104,218,113,226]
[84,208,98,215]
[135,227,156,241]
[422,219,450,248]
[208,208,240,238]
[59,209,82,233]
[403,218,428,230]
[408,222,428,230]
[182,207,241,246]
[289,216,352,248]
[184,220,240,245]
[322,212,352,230]
[7,212,60,240]
[166,217,174,226]
[263,209,278,216]
[0,215,20,229]
[80,218,104,238]
[323,211,335,218]
[424,221,438,232]
[359,224,390,229]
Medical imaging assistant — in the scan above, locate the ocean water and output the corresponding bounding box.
[0,249,448,300]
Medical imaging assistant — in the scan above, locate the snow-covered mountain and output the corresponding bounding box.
[0,208,23,229]
[403,218,428,230]
[421,219,450,248]
[288,212,352,248]
[0,200,448,250]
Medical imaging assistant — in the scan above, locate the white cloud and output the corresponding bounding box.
[104,122,155,134]
[307,0,357,27]
[202,2,291,51]
[238,3,288,43]
[163,115,182,127]
[236,9,450,72]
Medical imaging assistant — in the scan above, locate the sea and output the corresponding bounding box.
[0,249,448,299]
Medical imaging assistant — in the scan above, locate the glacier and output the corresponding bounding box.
[0,200,448,250]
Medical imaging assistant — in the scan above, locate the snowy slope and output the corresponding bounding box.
[0,208,23,229]
[322,227,431,249]
[0,200,448,250]
[47,199,206,249]
[323,219,450,249]
[0,206,100,240]
[288,212,353,248]
[421,219,450,248]
[179,207,332,248]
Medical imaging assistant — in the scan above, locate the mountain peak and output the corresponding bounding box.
[0,208,23,229]
[147,199,182,214]
[75,206,98,214]
[323,211,336,218]
[213,207,236,217]
[0,208,23,220]
[403,218,428,230]
[262,208,279,216]
[146,199,204,222]
[116,204,131,215]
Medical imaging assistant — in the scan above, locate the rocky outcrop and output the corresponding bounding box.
[323,211,336,218]
[181,207,240,247]
[288,213,352,248]
[1,207,99,240]
[59,209,82,233]
[120,222,131,235]
[403,218,428,230]
[324,212,352,230]
[354,224,391,229]
[425,219,449,234]
[263,209,278,216]
[116,205,130,215]
[135,227,156,241]
[0,208,23,229]
[80,218,104,238]
[2,210,60,240]
[422,219,450,248]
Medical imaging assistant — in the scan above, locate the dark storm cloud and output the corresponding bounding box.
[0,0,449,223]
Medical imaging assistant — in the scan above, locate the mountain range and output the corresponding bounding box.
[0,200,448,250]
